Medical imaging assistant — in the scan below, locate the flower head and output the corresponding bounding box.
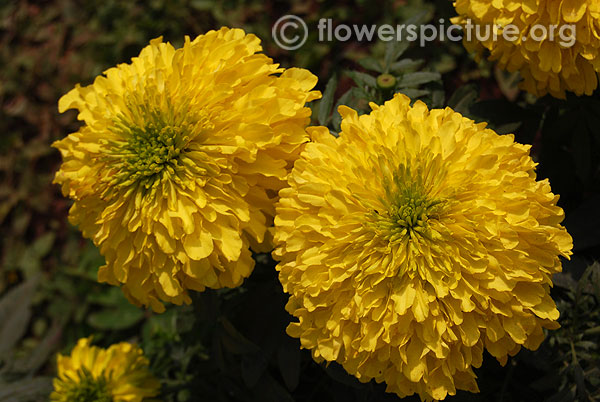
[453,0,600,98]
[54,27,319,312]
[51,337,160,402]
[274,94,572,400]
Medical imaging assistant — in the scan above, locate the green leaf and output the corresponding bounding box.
[318,74,337,126]
[575,264,597,307]
[530,373,562,392]
[398,88,429,99]
[589,262,600,302]
[241,353,268,387]
[495,70,521,98]
[553,272,578,292]
[546,386,575,402]
[174,307,195,335]
[0,377,53,400]
[584,99,600,145]
[574,341,597,350]
[397,71,441,88]
[30,232,55,258]
[17,232,55,277]
[495,122,522,135]
[572,362,589,401]
[85,286,126,307]
[470,99,532,128]
[430,88,445,109]
[563,195,600,252]
[331,87,362,131]
[384,40,410,72]
[447,84,478,114]
[212,327,226,372]
[571,120,591,184]
[404,10,431,26]
[346,71,377,89]
[389,58,423,74]
[87,303,144,330]
[277,338,301,391]
[190,0,214,10]
[143,308,177,342]
[0,276,39,362]
[357,57,383,73]
[323,361,363,389]
[259,374,295,402]
[13,323,61,373]
[219,317,260,355]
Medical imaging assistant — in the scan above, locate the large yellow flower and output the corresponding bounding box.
[51,337,160,402]
[453,0,600,98]
[274,94,573,400]
[54,27,319,312]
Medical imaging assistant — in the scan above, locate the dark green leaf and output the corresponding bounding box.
[571,121,591,184]
[85,287,127,307]
[219,317,260,354]
[346,71,377,89]
[546,386,575,402]
[495,122,522,135]
[318,74,337,126]
[259,374,295,402]
[0,377,53,401]
[277,338,301,391]
[14,323,61,373]
[447,84,478,114]
[30,233,55,258]
[470,99,528,124]
[404,10,431,26]
[384,40,410,71]
[389,58,423,73]
[572,363,589,401]
[563,195,600,251]
[357,57,383,73]
[241,353,268,387]
[397,71,440,88]
[0,277,39,361]
[398,88,429,99]
[574,341,596,350]
[323,362,362,389]
[430,88,445,108]
[87,304,144,330]
[553,272,577,292]
[332,88,362,131]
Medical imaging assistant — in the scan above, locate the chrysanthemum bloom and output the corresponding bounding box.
[453,0,600,98]
[274,94,573,400]
[54,28,319,312]
[50,337,160,402]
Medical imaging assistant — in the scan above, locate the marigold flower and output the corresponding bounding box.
[50,337,160,402]
[54,27,319,312]
[274,94,573,400]
[453,0,600,98]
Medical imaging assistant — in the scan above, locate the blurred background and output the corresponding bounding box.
[0,0,598,401]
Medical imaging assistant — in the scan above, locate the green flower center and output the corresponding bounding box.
[106,102,211,190]
[387,185,442,234]
[124,122,183,179]
[369,164,445,242]
[63,370,112,402]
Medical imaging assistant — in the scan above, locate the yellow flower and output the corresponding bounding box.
[453,0,600,98]
[54,27,320,312]
[50,337,160,402]
[274,94,572,401]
